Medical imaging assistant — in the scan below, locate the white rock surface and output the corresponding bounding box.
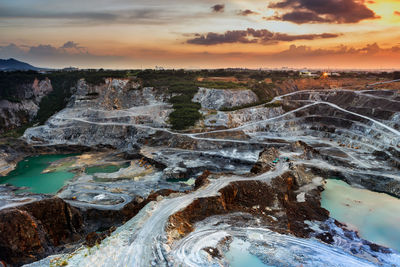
[0,78,53,131]
[23,79,172,148]
[193,87,258,110]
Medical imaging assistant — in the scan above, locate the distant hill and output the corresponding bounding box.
[0,58,42,71]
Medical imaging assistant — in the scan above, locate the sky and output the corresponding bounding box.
[1,0,400,69]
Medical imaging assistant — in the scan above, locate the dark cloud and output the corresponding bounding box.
[187,28,339,45]
[394,11,400,16]
[211,4,225,13]
[237,9,259,16]
[269,11,329,24]
[0,43,24,55]
[358,42,381,54]
[267,0,379,24]
[0,42,124,68]
[61,41,82,49]
[392,46,400,53]
[188,31,254,45]
[0,8,117,20]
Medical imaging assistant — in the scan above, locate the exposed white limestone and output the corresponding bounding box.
[193,87,258,110]
[0,78,53,131]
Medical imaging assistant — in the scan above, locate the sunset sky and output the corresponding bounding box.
[1,0,400,69]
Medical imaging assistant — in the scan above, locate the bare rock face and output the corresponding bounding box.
[24,79,172,149]
[193,87,259,110]
[0,78,53,133]
[167,171,328,240]
[203,105,284,128]
[194,170,211,189]
[0,197,83,266]
[250,147,279,174]
[30,78,53,104]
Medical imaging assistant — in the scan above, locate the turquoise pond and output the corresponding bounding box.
[321,179,400,253]
[0,154,76,194]
[85,162,129,175]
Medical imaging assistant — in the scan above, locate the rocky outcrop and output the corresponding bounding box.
[250,147,279,174]
[82,189,177,237]
[284,89,400,121]
[0,185,179,266]
[24,79,172,148]
[0,198,83,266]
[194,170,211,189]
[0,78,52,133]
[202,105,284,128]
[193,87,258,110]
[167,171,328,240]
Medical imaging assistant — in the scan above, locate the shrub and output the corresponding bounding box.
[264,101,282,108]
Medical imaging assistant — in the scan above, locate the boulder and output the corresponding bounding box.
[250,147,279,174]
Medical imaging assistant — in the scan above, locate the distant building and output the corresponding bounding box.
[299,70,318,77]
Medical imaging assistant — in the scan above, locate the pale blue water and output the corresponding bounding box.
[321,179,400,252]
[226,239,272,267]
[0,154,76,194]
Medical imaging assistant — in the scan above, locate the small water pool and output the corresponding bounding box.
[321,179,400,252]
[226,239,271,267]
[0,154,77,194]
[85,163,130,175]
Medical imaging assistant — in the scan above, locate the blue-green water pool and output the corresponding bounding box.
[0,154,77,194]
[321,179,400,252]
[85,162,129,175]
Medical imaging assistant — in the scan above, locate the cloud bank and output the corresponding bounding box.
[0,42,124,68]
[187,28,339,45]
[267,0,379,24]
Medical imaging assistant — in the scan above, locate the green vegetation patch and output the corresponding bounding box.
[137,70,203,130]
[196,81,247,90]
[264,101,282,108]
[0,123,33,138]
[250,82,276,102]
[0,71,41,101]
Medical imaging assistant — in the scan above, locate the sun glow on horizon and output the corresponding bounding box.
[0,0,399,69]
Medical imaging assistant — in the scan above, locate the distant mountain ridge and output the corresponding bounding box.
[0,58,41,71]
